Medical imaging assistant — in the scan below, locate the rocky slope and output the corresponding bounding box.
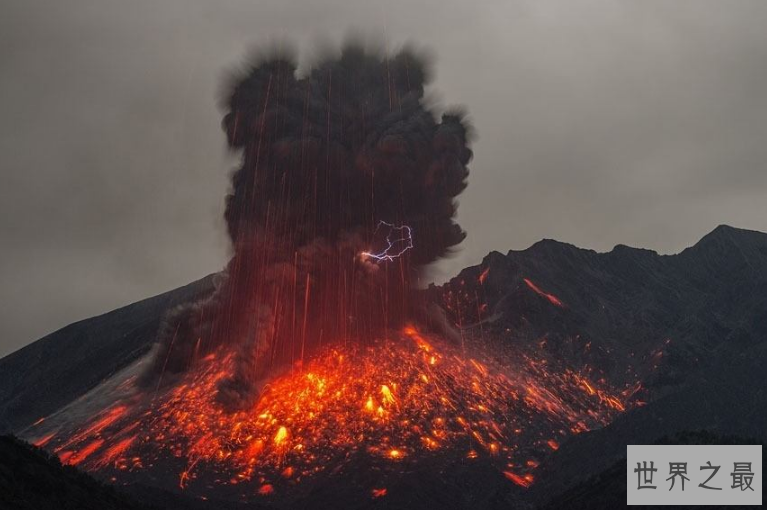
[537,431,762,510]
[431,224,767,394]
[0,276,216,433]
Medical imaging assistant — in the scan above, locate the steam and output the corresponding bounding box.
[147,42,473,408]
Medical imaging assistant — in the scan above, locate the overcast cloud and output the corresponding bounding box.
[1,0,766,357]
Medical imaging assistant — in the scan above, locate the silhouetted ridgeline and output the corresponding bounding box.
[0,434,150,510]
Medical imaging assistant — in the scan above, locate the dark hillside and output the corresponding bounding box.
[0,276,216,432]
[0,435,150,510]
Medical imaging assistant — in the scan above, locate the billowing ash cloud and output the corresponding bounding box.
[147,42,473,408]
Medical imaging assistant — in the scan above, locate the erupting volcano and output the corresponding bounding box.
[24,43,638,504]
[144,43,474,411]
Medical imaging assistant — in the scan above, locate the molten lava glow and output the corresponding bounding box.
[504,470,532,488]
[45,327,630,499]
[478,267,491,284]
[523,278,564,307]
[32,432,56,448]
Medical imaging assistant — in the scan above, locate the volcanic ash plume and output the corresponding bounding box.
[148,43,473,407]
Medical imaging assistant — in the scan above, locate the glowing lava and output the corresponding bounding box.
[523,278,565,307]
[40,326,631,500]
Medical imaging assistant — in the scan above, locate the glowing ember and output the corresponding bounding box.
[42,326,630,500]
[32,432,56,448]
[504,470,532,488]
[273,426,289,446]
[523,278,565,307]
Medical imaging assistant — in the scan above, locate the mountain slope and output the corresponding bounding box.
[0,275,216,432]
[431,224,767,393]
[537,431,763,510]
[526,341,767,504]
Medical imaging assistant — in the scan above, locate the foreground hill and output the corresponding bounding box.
[0,435,259,510]
[0,435,149,510]
[538,431,762,510]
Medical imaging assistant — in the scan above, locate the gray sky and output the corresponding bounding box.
[2,0,766,358]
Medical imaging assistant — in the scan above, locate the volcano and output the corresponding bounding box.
[2,225,767,509]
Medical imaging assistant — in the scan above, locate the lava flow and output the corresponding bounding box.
[36,325,631,501]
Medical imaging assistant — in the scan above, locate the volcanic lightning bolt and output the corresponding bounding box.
[361,221,414,262]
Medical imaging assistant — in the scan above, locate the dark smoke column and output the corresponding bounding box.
[153,44,473,408]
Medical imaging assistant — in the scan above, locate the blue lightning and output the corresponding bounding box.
[362,221,414,262]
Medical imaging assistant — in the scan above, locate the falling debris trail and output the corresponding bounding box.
[523,278,565,307]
